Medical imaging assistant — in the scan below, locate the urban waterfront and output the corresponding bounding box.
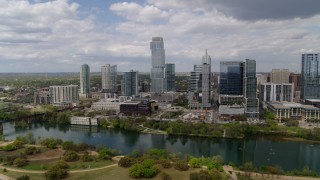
[3,121,320,172]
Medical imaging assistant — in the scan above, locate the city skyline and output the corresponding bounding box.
[0,0,320,73]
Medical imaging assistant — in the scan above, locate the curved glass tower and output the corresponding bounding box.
[80,64,90,97]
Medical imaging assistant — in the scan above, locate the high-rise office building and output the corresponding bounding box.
[270,69,290,84]
[201,50,211,108]
[289,73,301,103]
[101,64,117,92]
[165,63,175,91]
[122,70,138,96]
[260,83,294,102]
[219,61,244,95]
[150,37,166,93]
[188,50,212,109]
[243,59,259,118]
[80,64,90,98]
[301,54,320,102]
[188,65,202,92]
[49,85,79,104]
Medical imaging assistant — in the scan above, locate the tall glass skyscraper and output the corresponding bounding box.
[80,64,90,97]
[101,64,117,92]
[165,63,175,91]
[301,53,320,102]
[219,61,244,95]
[150,37,166,93]
[122,70,138,96]
[244,59,259,118]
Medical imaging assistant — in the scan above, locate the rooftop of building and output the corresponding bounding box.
[267,101,320,110]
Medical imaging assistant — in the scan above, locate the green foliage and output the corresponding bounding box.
[56,112,71,125]
[284,119,299,127]
[45,161,69,180]
[12,140,24,149]
[1,144,16,151]
[98,147,119,160]
[128,159,160,178]
[118,156,135,167]
[287,166,320,177]
[24,146,40,155]
[241,162,254,172]
[63,150,79,162]
[81,151,94,162]
[173,160,189,171]
[190,169,223,180]
[157,158,172,168]
[13,158,28,167]
[16,132,36,144]
[16,175,30,180]
[145,149,169,160]
[234,114,247,121]
[189,157,202,168]
[39,138,62,149]
[62,141,76,150]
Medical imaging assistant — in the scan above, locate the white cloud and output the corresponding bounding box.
[0,0,319,73]
[110,2,170,23]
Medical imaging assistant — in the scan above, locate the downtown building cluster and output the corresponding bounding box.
[33,37,320,122]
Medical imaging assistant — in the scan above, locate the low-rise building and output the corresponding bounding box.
[34,88,50,105]
[70,116,99,126]
[120,98,152,115]
[91,98,120,112]
[266,101,320,121]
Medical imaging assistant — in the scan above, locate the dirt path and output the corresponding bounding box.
[0,173,14,180]
[223,165,320,180]
[0,156,124,175]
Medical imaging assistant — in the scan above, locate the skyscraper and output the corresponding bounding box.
[219,61,244,95]
[101,64,117,92]
[122,70,138,96]
[188,50,212,109]
[165,63,175,91]
[80,64,90,98]
[201,50,211,108]
[150,37,166,93]
[244,59,259,119]
[301,53,320,102]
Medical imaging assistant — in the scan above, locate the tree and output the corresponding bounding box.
[62,141,76,151]
[173,161,189,171]
[63,151,79,162]
[45,161,69,180]
[118,156,135,167]
[13,158,28,167]
[24,146,39,155]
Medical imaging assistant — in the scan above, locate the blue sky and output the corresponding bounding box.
[0,0,320,72]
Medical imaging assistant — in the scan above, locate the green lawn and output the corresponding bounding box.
[2,166,202,180]
[18,159,115,171]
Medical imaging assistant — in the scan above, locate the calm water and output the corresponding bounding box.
[3,121,320,172]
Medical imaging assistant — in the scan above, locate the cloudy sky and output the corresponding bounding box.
[0,0,320,73]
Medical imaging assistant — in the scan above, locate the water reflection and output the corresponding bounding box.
[2,121,320,172]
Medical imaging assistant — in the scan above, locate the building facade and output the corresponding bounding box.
[165,63,175,91]
[270,69,290,84]
[150,37,166,93]
[34,88,50,105]
[243,59,259,119]
[80,64,90,98]
[201,50,211,108]
[219,61,244,95]
[260,83,294,102]
[101,64,117,91]
[49,85,79,105]
[301,53,320,102]
[122,70,138,96]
